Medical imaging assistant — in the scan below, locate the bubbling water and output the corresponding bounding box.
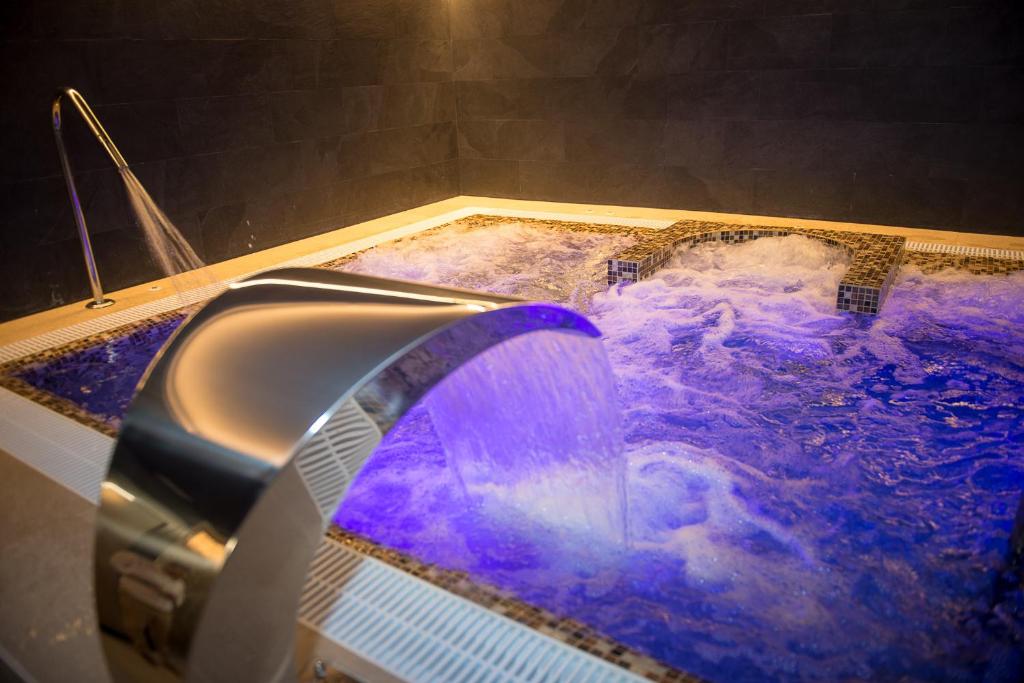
[342,220,636,312]
[426,331,629,544]
[335,230,1024,682]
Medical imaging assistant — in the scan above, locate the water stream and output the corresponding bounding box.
[426,330,630,545]
[11,218,1023,680]
[119,167,213,296]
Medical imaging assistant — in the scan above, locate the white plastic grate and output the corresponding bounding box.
[299,538,642,683]
[0,388,645,682]
[294,400,382,521]
[0,200,664,681]
[0,388,111,503]
[904,241,1024,259]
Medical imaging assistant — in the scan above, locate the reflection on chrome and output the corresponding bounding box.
[95,267,602,681]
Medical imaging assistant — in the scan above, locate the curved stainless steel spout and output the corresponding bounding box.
[52,87,129,310]
[94,267,603,682]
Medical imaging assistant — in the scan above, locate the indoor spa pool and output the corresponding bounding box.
[3,217,1023,682]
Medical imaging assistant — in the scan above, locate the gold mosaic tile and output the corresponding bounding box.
[607,219,906,315]
[0,309,191,437]
[318,213,652,271]
[3,215,1023,683]
[904,252,1024,276]
[325,526,705,683]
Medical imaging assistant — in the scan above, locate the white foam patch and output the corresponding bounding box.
[342,221,637,311]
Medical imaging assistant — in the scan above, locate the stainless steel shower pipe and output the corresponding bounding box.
[52,87,129,310]
[94,267,603,681]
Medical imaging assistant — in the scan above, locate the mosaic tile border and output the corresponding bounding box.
[317,213,652,271]
[607,220,906,315]
[0,215,645,437]
[0,309,190,438]
[3,214,1022,683]
[903,251,1024,276]
[0,214,694,683]
[326,526,703,683]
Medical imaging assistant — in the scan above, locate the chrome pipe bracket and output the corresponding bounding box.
[52,87,129,311]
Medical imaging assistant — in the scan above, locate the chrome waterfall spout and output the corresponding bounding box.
[52,87,129,310]
[93,268,604,681]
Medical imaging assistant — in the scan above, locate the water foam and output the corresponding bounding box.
[334,230,1024,682]
[342,220,636,311]
[426,331,629,544]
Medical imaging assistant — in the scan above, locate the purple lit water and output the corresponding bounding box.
[9,222,1023,680]
[334,231,1024,682]
[13,315,185,428]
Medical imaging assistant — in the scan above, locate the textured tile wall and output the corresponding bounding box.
[451,0,1024,235]
[2,0,1022,322]
[0,0,456,322]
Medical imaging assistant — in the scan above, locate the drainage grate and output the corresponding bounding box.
[299,538,642,683]
[295,400,382,521]
[904,242,1024,260]
[0,388,645,682]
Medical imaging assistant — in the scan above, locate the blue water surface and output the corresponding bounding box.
[9,230,1023,682]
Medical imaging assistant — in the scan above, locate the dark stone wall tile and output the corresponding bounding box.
[330,0,399,40]
[663,121,726,167]
[271,89,355,142]
[454,37,559,80]
[667,71,760,120]
[319,40,381,87]
[757,66,980,123]
[459,158,520,196]
[980,67,1024,123]
[248,1,336,39]
[380,39,452,83]
[753,169,857,220]
[725,15,833,70]
[830,10,948,67]
[456,79,524,119]
[637,22,727,77]
[850,173,966,228]
[176,95,275,156]
[560,28,638,77]
[90,39,319,103]
[519,160,595,202]
[450,0,514,39]
[0,0,456,322]
[452,0,1020,235]
[935,123,1024,178]
[379,81,456,128]
[865,67,981,122]
[396,0,451,39]
[459,120,565,161]
[511,0,645,35]
[1,1,34,39]
[348,159,458,217]
[118,0,254,40]
[658,166,756,214]
[0,236,88,321]
[940,5,1024,67]
[644,0,764,23]
[565,119,663,164]
[4,0,1024,322]
[961,174,1024,235]
[757,69,870,120]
